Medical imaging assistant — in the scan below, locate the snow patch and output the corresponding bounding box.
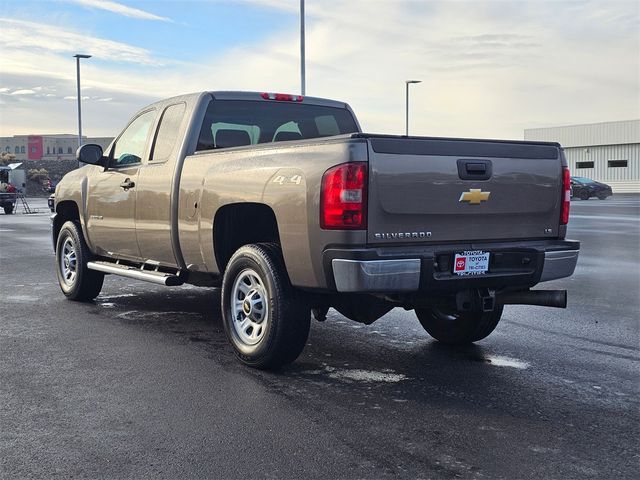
[4,295,38,303]
[484,355,529,369]
[304,365,408,383]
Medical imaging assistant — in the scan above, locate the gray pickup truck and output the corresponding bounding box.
[52,91,579,369]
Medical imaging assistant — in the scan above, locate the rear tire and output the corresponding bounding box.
[3,205,14,214]
[415,306,504,344]
[578,191,590,200]
[55,221,104,301]
[221,243,310,369]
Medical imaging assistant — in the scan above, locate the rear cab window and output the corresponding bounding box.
[196,100,359,151]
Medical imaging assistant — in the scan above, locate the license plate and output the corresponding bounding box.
[453,251,490,276]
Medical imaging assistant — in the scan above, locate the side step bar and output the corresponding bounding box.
[87,261,184,286]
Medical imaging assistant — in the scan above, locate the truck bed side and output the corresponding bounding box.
[178,136,368,288]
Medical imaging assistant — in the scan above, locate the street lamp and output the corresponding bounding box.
[405,79,421,136]
[73,54,92,152]
[300,0,306,95]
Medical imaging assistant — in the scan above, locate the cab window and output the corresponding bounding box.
[150,103,186,163]
[111,110,156,167]
[196,100,358,151]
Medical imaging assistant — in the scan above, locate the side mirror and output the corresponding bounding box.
[77,144,105,166]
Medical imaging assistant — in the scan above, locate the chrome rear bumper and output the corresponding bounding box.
[330,244,579,293]
[540,249,579,282]
[332,259,421,292]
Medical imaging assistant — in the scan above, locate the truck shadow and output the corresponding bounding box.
[94,285,539,401]
[89,285,595,431]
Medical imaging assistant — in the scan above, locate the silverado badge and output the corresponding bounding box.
[459,189,490,204]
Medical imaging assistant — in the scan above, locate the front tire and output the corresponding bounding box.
[55,221,104,301]
[3,205,14,214]
[415,306,504,344]
[221,243,310,369]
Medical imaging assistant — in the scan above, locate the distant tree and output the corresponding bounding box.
[27,168,49,183]
[0,152,16,166]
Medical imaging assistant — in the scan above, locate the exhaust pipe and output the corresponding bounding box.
[497,290,567,309]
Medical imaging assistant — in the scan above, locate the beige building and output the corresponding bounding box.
[0,134,113,161]
[525,119,639,193]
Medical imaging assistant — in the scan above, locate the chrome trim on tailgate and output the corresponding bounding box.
[332,259,421,292]
[541,250,579,282]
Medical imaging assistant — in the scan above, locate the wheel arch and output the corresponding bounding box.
[53,201,81,251]
[213,202,281,274]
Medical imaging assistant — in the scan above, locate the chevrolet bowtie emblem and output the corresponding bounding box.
[459,189,490,204]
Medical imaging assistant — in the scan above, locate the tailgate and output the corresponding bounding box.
[366,136,563,244]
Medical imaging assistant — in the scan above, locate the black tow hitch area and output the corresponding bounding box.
[497,289,567,309]
[456,289,496,312]
[456,288,568,311]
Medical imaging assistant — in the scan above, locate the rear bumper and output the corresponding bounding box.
[540,249,579,282]
[325,239,579,293]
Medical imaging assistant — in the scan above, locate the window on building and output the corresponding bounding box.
[67,147,73,154]
[576,161,594,169]
[5,147,9,153]
[31,147,37,153]
[14,146,19,154]
[20,146,25,154]
[58,147,63,154]
[46,147,50,154]
[608,160,628,168]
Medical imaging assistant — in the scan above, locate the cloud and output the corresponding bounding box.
[0,0,638,139]
[0,18,161,65]
[10,89,36,95]
[66,0,171,22]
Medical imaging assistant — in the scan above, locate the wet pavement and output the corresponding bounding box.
[1,196,638,479]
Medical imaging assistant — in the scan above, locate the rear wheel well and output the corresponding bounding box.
[214,203,280,272]
[53,201,80,250]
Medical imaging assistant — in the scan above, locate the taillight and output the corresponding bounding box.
[561,167,571,225]
[320,162,367,230]
[260,92,303,102]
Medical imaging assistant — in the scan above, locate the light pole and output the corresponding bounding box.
[74,54,92,151]
[300,0,306,95]
[405,79,421,136]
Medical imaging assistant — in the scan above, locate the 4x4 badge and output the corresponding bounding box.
[459,189,490,204]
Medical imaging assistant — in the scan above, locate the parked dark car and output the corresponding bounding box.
[570,176,612,200]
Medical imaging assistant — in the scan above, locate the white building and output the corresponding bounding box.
[524,119,639,193]
[0,134,113,162]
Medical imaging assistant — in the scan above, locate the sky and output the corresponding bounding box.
[0,0,638,140]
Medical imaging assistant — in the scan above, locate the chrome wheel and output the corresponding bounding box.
[230,268,269,346]
[60,237,78,287]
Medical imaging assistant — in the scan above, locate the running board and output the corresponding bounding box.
[87,261,184,286]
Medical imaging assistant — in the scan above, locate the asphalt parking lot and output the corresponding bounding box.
[1,196,638,479]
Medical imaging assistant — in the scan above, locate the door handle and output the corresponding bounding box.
[465,163,487,174]
[120,179,135,190]
[457,159,492,180]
